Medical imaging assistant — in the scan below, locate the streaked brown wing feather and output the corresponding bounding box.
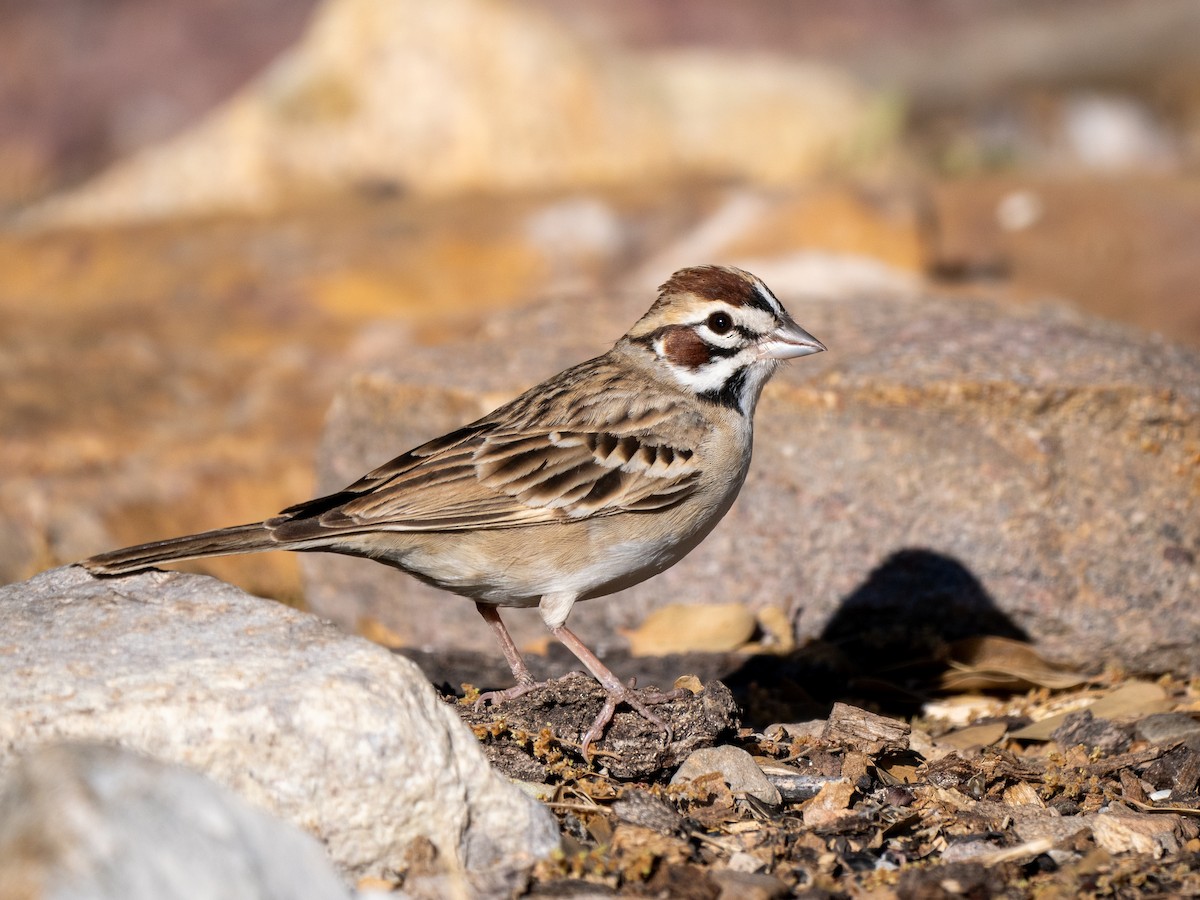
[273,376,705,537]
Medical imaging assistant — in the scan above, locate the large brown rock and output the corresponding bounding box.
[302,257,1200,675]
[25,0,873,227]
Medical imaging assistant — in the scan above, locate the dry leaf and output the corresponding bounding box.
[610,823,692,879]
[877,755,923,785]
[1089,680,1173,718]
[937,721,1008,751]
[923,695,1004,727]
[802,779,857,829]
[673,674,704,694]
[623,603,757,655]
[521,634,554,655]
[671,771,739,828]
[355,876,397,892]
[1012,681,1171,741]
[940,636,1087,692]
[743,606,795,654]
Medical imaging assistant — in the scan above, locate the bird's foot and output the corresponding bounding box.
[581,677,689,759]
[473,677,544,713]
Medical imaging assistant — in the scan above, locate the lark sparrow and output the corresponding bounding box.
[83,265,825,754]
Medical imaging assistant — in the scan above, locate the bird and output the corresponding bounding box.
[82,265,826,755]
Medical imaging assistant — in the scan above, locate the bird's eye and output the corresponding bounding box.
[706,311,733,335]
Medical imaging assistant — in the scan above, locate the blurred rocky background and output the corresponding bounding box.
[2,0,1199,673]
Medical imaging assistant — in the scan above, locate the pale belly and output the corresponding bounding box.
[334,489,736,610]
[374,527,698,608]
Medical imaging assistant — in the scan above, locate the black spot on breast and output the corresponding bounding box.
[698,366,749,414]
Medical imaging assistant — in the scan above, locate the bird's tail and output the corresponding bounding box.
[81,523,278,575]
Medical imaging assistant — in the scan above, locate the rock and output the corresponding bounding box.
[1136,713,1200,747]
[303,257,1200,674]
[709,869,790,900]
[25,0,875,227]
[1050,710,1133,756]
[930,176,1200,350]
[0,742,351,900]
[670,746,781,806]
[0,566,558,885]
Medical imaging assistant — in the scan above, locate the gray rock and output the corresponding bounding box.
[670,746,781,806]
[0,742,351,900]
[1050,709,1132,756]
[1136,713,1200,747]
[0,566,558,885]
[303,264,1200,674]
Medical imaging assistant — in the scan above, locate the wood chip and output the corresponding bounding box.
[821,702,911,753]
[1002,781,1045,808]
[1119,768,1149,804]
[1092,812,1185,858]
[1082,745,1172,777]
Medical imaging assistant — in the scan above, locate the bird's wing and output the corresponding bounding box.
[270,389,705,537]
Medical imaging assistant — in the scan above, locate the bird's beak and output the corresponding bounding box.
[758,319,826,360]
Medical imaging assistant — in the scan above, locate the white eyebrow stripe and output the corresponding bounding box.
[752,280,783,316]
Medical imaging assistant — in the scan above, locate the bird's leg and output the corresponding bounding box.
[550,623,687,757]
[473,598,687,757]
[476,603,534,684]
[473,603,545,710]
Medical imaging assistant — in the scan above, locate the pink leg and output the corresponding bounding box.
[472,605,686,758]
[551,623,686,757]
[474,603,545,711]
[476,603,534,685]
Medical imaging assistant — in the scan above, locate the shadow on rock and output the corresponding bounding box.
[727,548,1031,726]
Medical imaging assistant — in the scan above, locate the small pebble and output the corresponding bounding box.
[670,745,781,806]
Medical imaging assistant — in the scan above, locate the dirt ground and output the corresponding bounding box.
[392,638,1200,897]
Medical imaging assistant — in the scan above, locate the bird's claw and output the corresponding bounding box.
[579,681,687,759]
[473,678,542,713]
